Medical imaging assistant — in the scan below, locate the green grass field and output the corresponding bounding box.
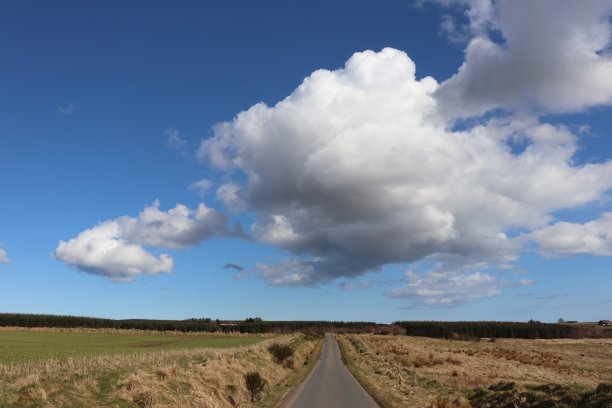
[0,330,265,363]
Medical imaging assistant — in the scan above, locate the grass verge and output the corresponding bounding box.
[257,334,324,408]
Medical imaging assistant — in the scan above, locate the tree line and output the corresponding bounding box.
[2,313,605,338]
[394,320,575,339]
[0,313,377,334]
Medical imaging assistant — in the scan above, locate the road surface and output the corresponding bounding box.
[285,334,379,408]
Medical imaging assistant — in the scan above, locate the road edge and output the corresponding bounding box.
[336,334,390,408]
[273,334,325,408]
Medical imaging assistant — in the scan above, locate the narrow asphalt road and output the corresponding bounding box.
[285,334,379,408]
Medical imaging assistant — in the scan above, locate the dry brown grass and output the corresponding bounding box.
[0,333,321,407]
[337,334,612,408]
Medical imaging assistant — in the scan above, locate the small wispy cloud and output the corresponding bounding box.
[0,247,9,264]
[223,263,244,271]
[520,279,536,286]
[57,103,75,114]
[340,280,373,291]
[189,179,213,197]
[438,14,471,44]
[536,293,570,300]
[386,267,501,306]
[224,263,248,281]
[165,128,187,150]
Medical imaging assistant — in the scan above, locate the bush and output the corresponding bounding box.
[268,343,294,364]
[244,371,266,401]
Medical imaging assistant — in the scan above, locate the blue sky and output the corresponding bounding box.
[1,0,611,323]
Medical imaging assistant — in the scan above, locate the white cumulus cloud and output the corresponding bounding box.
[434,0,612,117]
[55,221,173,282]
[55,201,229,281]
[199,48,612,291]
[530,213,612,257]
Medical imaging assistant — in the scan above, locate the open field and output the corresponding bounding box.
[0,328,266,364]
[0,330,322,407]
[338,334,612,407]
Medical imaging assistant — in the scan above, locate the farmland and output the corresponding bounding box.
[0,328,265,364]
[0,328,322,407]
[338,333,612,407]
[2,324,611,407]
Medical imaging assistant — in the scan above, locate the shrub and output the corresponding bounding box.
[244,371,266,401]
[268,343,294,364]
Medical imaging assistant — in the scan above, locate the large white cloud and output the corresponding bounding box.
[530,213,612,257]
[199,48,612,290]
[0,247,9,264]
[55,221,173,282]
[434,0,612,117]
[55,201,229,281]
